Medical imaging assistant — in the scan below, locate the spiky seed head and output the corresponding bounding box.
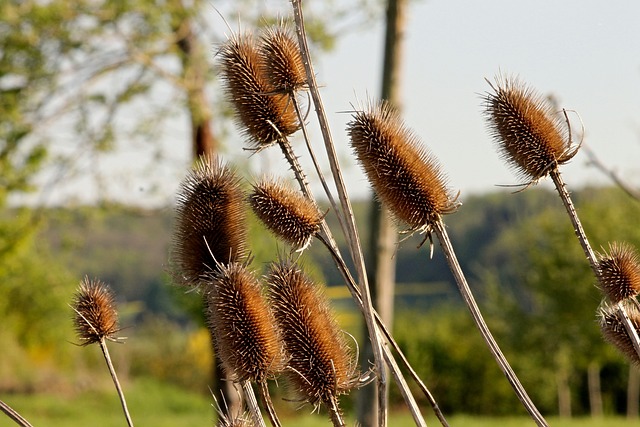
[597,242,640,304]
[218,32,299,150]
[347,100,457,230]
[266,261,357,407]
[259,25,306,93]
[483,75,574,181]
[205,262,285,383]
[72,277,119,345]
[249,179,322,250]
[173,156,247,286]
[599,303,640,365]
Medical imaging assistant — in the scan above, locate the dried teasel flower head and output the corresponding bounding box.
[483,75,576,182]
[218,32,299,150]
[266,260,358,409]
[249,178,323,251]
[347,100,458,232]
[205,261,286,383]
[597,242,640,304]
[72,277,120,345]
[259,24,307,93]
[173,156,247,286]
[599,303,640,365]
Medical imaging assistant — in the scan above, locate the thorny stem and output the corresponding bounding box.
[289,2,387,425]
[99,339,134,427]
[549,169,640,360]
[326,394,346,427]
[433,220,548,427]
[0,400,33,427]
[241,380,267,427]
[258,381,281,427]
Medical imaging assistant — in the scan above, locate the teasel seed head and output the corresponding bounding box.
[259,25,307,93]
[266,260,358,408]
[205,261,286,383]
[72,277,120,345]
[597,242,640,304]
[347,100,458,231]
[249,178,323,251]
[173,156,247,286]
[218,32,299,150]
[483,75,575,182]
[599,303,640,365]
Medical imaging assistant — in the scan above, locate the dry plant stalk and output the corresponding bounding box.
[71,277,134,427]
[483,74,640,365]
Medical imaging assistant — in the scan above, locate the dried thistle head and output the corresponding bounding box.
[347,100,458,231]
[266,260,358,408]
[483,75,575,182]
[72,277,120,345]
[249,178,323,251]
[259,25,306,93]
[218,32,299,150]
[205,262,286,383]
[173,156,247,286]
[597,242,640,304]
[599,303,640,365]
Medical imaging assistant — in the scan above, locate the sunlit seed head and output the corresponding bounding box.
[597,242,640,304]
[218,32,299,150]
[249,178,322,251]
[347,100,458,230]
[483,75,574,181]
[599,303,640,365]
[173,156,247,286]
[259,25,306,93]
[205,262,286,383]
[72,277,119,345]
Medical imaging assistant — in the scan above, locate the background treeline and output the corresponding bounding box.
[2,185,639,416]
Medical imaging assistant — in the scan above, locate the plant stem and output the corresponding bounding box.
[549,169,640,359]
[433,220,548,427]
[241,380,267,427]
[326,394,346,427]
[0,400,33,427]
[99,339,134,427]
[258,381,281,427]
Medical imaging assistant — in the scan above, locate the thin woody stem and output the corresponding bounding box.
[549,169,640,359]
[258,381,281,427]
[326,394,346,427]
[241,380,266,427]
[0,400,33,427]
[433,220,548,427]
[99,339,134,427]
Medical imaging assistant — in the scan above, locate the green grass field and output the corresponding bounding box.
[2,378,638,426]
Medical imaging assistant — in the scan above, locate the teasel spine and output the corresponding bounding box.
[218,32,299,151]
[173,155,247,287]
[600,303,640,365]
[249,178,323,251]
[266,260,357,427]
[597,242,640,304]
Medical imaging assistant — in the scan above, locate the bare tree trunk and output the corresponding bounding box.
[357,0,406,425]
[587,361,602,417]
[557,368,572,418]
[628,365,640,419]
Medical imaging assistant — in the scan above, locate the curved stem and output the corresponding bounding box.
[0,400,33,427]
[99,339,134,427]
[258,381,281,427]
[433,221,548,427]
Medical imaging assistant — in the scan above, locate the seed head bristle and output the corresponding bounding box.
[347,100,457,231]
[483,75,573,181]
[72,277,119,345]
[266,261,357,407]
[218,32,299,150]
[599,303,640,365]
[597,242,640,304]
[205,262,286,383]
[259,25,306,93]
[173,156,247,286]
[249,178,322,251]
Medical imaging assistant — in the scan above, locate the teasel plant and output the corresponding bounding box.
[346,99,548,426]
[70,277,134,427]
[483,74,640,364]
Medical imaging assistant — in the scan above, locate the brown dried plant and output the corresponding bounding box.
[600,303,640,365]
[597,242,640,304]
[259,25,306,94]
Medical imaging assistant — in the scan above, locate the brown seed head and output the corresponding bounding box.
[259,25,306,93]
[173,156,247,286]
[599,303,640,365]
[72,277,119,345]
[347,100,457,230]
[266,260,357,407]
[205,262,285,383]
[218,32,299,150]
[597,242,640,304]
[249,178,322,250]
[483,75,574,181]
